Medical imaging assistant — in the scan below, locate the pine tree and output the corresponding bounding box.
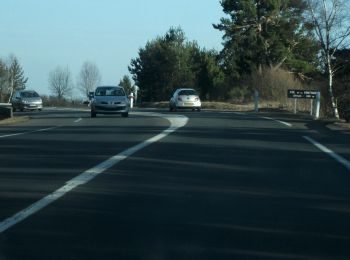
[7,56,28,102]
[214,0,318,78]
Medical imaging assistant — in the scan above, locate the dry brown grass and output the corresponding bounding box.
[138,100,289,112]
[0,116,30,125]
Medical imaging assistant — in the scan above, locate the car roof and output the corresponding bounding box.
[18,90,37,92]
[18,90,39,93]
[176,88,196,91]
[96,86,122,88]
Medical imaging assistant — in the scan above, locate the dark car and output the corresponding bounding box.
[344,107,350,122]
[11,90,43,112]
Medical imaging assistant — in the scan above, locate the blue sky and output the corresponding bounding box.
[1,0,224,97]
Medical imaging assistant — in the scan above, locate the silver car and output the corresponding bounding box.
[90,86,130,118]
[11,90,43,112]
[169,88,201,111]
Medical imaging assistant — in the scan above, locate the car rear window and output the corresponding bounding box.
[178,89,197,96]
[95,87,125,96]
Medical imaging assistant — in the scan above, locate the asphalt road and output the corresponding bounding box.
[0,108,350,260]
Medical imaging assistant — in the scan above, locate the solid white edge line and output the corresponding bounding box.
[0,112,188,233]
[0,126,60,139]
[303,136,350,171]
[262,116,292,127]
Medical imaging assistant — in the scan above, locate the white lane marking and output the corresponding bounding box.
[74,118,82,123]
[262,116,292,127]
[0,112,188,233]
[0,126,60,139]
[233,112,246,115]
[219,111,246,115]
[303,136,350,171]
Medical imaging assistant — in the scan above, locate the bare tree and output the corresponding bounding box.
[78,61,101,98]
[307,0,350,119]
[48,66,73,100]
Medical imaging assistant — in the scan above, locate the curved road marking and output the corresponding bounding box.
[74,118,82,123]
[303,136,350,171]
[0,112,188,233]
[261,116,292,127]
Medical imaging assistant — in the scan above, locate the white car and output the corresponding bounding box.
[169,88,201,112]
[90,86,130,117]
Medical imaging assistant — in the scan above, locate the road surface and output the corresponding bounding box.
[0,108,350,259]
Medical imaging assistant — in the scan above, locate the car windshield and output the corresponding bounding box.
[20,92,39,98]
[178,89,197,96]
[95,87,125,96]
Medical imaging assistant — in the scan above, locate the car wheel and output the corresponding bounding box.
[12,107,16,112]
[197,108,201,112]
[91,111,96,118]
[121,112,129,118]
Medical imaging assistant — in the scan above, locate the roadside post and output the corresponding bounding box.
[315,92,321,119]
[254,90,259,113]
[310,99,314,116]
[129,93,134,109]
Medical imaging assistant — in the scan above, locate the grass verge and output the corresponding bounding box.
[0,116,30,125]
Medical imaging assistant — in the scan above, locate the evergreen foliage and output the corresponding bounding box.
[129,27,223,102]
[213,0,319,78]
[118,75,134,95]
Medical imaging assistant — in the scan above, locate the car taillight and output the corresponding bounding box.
[195,97,199,101]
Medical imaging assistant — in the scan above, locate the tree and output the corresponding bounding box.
[213,0,317,78]
[129,27,186,101]
[306,0,350,119]
[78,61,101,99]
[48,66,74,100]
[129,27,224,101]
[0,59,9,102]
[118,75,134,95]
[7,56,28,102]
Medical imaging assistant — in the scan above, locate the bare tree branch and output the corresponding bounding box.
[48,66,73,100]
[78,61,101,99]
[306,0,350,119]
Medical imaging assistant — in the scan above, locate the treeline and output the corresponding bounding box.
[129,0,350,118]
[0,57,134,104]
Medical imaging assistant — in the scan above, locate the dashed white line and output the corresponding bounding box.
[303,136,350,171]
[74,118,82,123]
[0,112,188,233]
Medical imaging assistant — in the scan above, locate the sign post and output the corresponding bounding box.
[287,89,320,117]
